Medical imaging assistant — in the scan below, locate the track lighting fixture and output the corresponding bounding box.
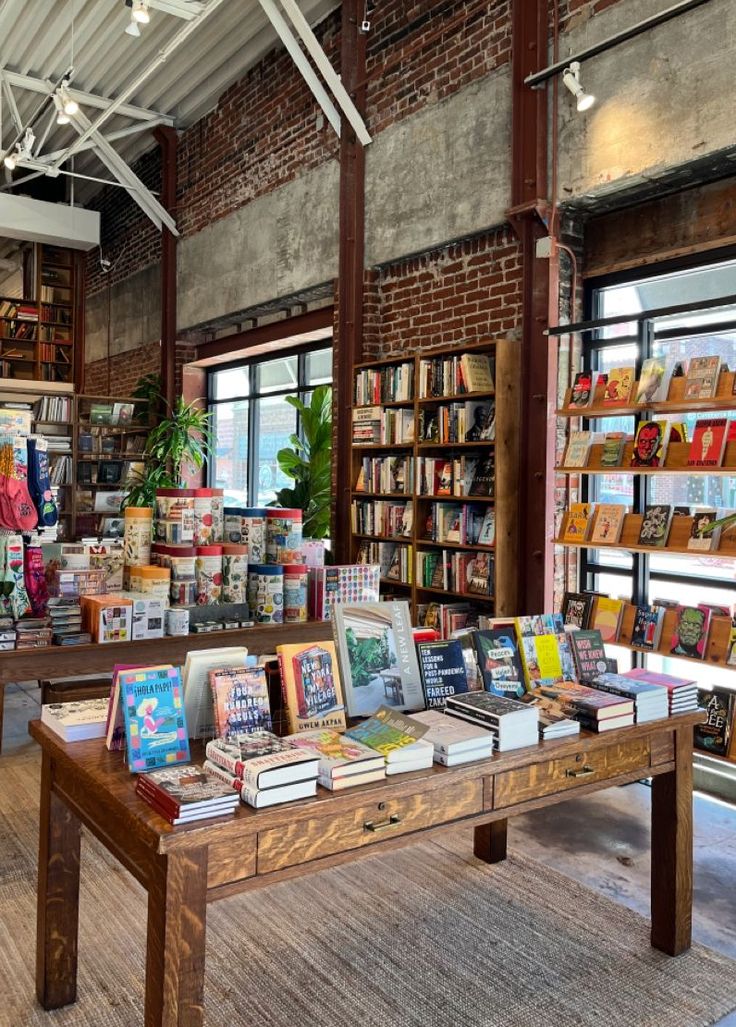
[59,83,79,117]
[562,61,595,112]
[125,15,141,36]
[4,127,35,170]
[132,0,150,24]
[53,93,70,125]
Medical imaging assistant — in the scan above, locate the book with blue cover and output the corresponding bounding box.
[120,665,190,773]
[416,639,470,709]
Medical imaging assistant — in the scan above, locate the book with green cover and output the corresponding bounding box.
[345,705,429,760]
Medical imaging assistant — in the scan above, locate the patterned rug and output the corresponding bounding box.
[1,752,735,1027]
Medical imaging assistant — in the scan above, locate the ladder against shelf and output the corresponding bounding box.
[558,439,736,475]
[558,369,736,418]
[555,512,736,560]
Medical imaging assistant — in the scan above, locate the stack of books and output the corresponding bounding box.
[592,672,669,723]
[285,729,386,790]
[539,681,634,732]
[520,691,581,739]
[41,698,109,742]
[15,618,53,649]
[623,669,699,713]
[205,731,320,808]
[444,693,539,751]
[47,597,90,645]
[135,765,240,825]
[409,709,494,766]
[345,707,434,775]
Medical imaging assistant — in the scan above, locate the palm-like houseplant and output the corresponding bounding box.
[271,384,332,539]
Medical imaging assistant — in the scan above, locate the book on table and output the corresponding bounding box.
[182,646,250,739]
[537,680,634,729]
[518,690,581,739]
[409,708,494,763]
[135,764,240,824]
[473,626,526,698]
[205,731,318,788]
[205,731,289,777]
[416,638,471,709]
[590,673,669,723]
[41,697,109,742]
[568,629,609,684]
[210,665,272,739]
[623,669,699,712]
[119,665,190,773]
[277,640,347,734]
[241,778,317,808]
[514,614,566,688]
[344,706,432,769]
[444,692,539,751]
[284,728,386,788]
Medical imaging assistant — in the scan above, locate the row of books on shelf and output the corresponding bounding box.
[355,455,413,494]
[561,588,736,663]
[84,401,136,427]
[563,417,734,470]
[34,394,72,422]
[416,548,493,595]
[560,502,732,551]
[568,355,734,409]
[418,400,495,444]
[352,406,414,445]
[418,351,494,398]
[79,430,145,456]
[50,455,72,486]
[77,460,142,487]
[355,540,414,583]
[423,503,495,546]
[417,455,494,496]
[351,499,413,538]
[354,362,413,405]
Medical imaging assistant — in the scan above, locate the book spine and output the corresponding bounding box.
[203,759,243,791]
[204,744,244,778]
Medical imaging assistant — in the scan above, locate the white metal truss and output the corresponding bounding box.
[2,70,174,125]
[148,0,205,18]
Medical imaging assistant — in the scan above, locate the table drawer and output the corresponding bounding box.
[257,778,483,874]
[493,738,650,809]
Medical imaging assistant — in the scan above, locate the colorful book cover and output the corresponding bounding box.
[630,421,669,468]
[514,618,563,687]
[687,418,729,467]
[669,604,712,660]
[694,689,734,757]
[477,508,495,546]
[562,503,591,543]
[137,765,239,812]
[460,353,494,393]
[589,504,626,545]
[631,604,665,650]
[563,431,592,468]
[120,666,190,773]
[603,367,635,405]
[591,597,624,644]
[569,370,594,408]
[538,680,634,720]
[569,629,609,684]
[345,705,428,755]
[635,359,665,404]
[684,356,721,400]
[416,639,470,709]
[285,729,385,777]
[473,627,526,698]
[638,504,673,547]
[687,511,720,552]
[600,432,627,467]
[727,615,736,668]
[205,731,288,776]
[668,421,688,444]
[210,666,272,739]
[277,641,347,734]
[561,591,595,630]
[332,601,424,718]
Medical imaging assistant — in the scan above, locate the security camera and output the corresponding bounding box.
[360,18,371,31]
[100,257,112,272]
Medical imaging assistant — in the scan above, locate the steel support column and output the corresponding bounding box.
[509,0,555,613]
[334,0,367,562]
[155,126,178,410]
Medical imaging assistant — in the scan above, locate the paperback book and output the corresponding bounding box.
[409,709,494,763]
[694,689,734,757]
[669,605,712,660]
[561,591,595,630]
[569,629,609,684]
[473,626,526,698]
[277,641,347,733]
[684,355,721,400]
[563,431,593,468]
[631,604,666,650]
[687,418,729,467]
[416,639,470,709]
[285,729,385,783]
[344,705,429,759]
[687,511,721,552]
[603,367,635,405]
[638,504,673,547]
[635,359,665,404]
[589,504,626,545]
[562,503,591,543]
[210,666,272,738]
[630,421,669,468]
[600,432,627,467]
[119,665,190,773]
[569,370,594,408]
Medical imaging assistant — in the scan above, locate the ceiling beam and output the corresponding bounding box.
[149,0,205,18]
[0,74,22,133]
[37,120,166,164]
[2,70,174,124]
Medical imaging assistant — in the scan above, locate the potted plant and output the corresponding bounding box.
[271,384,332,539]
[123,397,213,509]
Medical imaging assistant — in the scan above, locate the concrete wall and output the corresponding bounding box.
[86,263,161,364]
[557,0,736,201]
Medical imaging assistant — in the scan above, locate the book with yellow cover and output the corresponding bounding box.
[591,597,625,643]
[603,367,635,405]
[276,641,347,734]
[562,503,591,543]
[589,504,626,545]
[514,615,565,688]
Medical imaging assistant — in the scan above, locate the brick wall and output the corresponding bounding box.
[83,341,197,399]
[363,226,523,359]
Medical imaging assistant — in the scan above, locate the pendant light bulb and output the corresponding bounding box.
[125,14,141,36]
[3,153,16,170]
[54,92,71,125]
[60,86,78,117]
[132,0,150,24]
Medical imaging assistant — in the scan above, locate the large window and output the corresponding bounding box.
[208,344,332,507]
[583,256,736,689]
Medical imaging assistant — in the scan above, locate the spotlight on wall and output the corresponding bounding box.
[53,93,70,125]
[132,0,150,23]
[562,61,595,112]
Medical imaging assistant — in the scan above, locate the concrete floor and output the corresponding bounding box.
[4,682,736,1024]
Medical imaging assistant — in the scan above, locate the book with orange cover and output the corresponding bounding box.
[277,641,347,733]
[562,503,591,543]
[602,367,635,406]
[687,418,729,467]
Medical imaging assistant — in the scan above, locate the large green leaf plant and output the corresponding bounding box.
[272,385,332,539]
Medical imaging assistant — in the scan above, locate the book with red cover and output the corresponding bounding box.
[135,764,239,817]
[687,418,729,467]
[669,604,712,660]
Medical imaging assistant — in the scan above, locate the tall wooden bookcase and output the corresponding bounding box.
[350,337,520,626]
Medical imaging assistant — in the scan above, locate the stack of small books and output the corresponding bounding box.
[204,731,320,808]
[409,709,494,766]
[623,669,699,713]
[592,672,669,723]
[537,681,634,732]
[444,693,539,751]
[343,707,434,775]
[284,729,386,790]
[135,765,240,825]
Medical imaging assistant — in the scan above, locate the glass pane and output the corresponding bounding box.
[257,356,298,394]
[306,347,332,385]
[212,366,251,401]
[254,396,297,505]
[211,401,249,506]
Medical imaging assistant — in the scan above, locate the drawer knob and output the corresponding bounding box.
[565,765,596,778]
[363,814,401,833]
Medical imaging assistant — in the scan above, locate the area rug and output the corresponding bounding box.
[0,754,735,1027]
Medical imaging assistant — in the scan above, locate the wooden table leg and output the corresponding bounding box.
[651,727,693,955]
[145,848,208,1027]
[36,752,81,1009]
[474,819,508,864]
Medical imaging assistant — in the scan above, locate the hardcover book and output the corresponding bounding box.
[631,604,666,650]
[562,503,591,543]
[409,709,494,757]
[630,421,669,468]
[468,457,494,496]
[136,764,240,814]
[569,630,609,684]
[569,370,594,408]
[684,355,721,400]
[332,601,424,718]
[460,353,494,393]
[210,666,272,739]
[514,616,564,687]
[477,508,496,546]
[183,646,250,739]
[277,641,347,733]
[538,679,634,720]
[473,627,526,698]
[119,665,190,773]
[561,591,595,630]
[603,367,635,405]
[669,604,712,660]
[563,431,592,468]
[464,400,495,441]
[687,511,721,552]
[589,504,626,545]
[687,418,729,467]
[285,729,385,779]
[638,504,673,547]
[345,705,429,759]
[205,731,288,777]
[416,639,470,708]
[590,597,624,644]
[694,689,734,757]
[600,432,627,467]
[231,747,320,790]
[635,359,665,404]
[40,698,109,742]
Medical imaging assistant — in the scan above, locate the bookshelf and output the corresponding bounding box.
[350,338,519,629]
[72,394,151,538]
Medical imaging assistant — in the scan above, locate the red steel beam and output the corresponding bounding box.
[196,307,334,364]
[155,125,178,410]
[335,0,367,562]
[510,0,555,613]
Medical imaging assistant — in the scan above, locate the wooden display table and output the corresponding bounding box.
[0,621,333,753]
[31,712,700,1027]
